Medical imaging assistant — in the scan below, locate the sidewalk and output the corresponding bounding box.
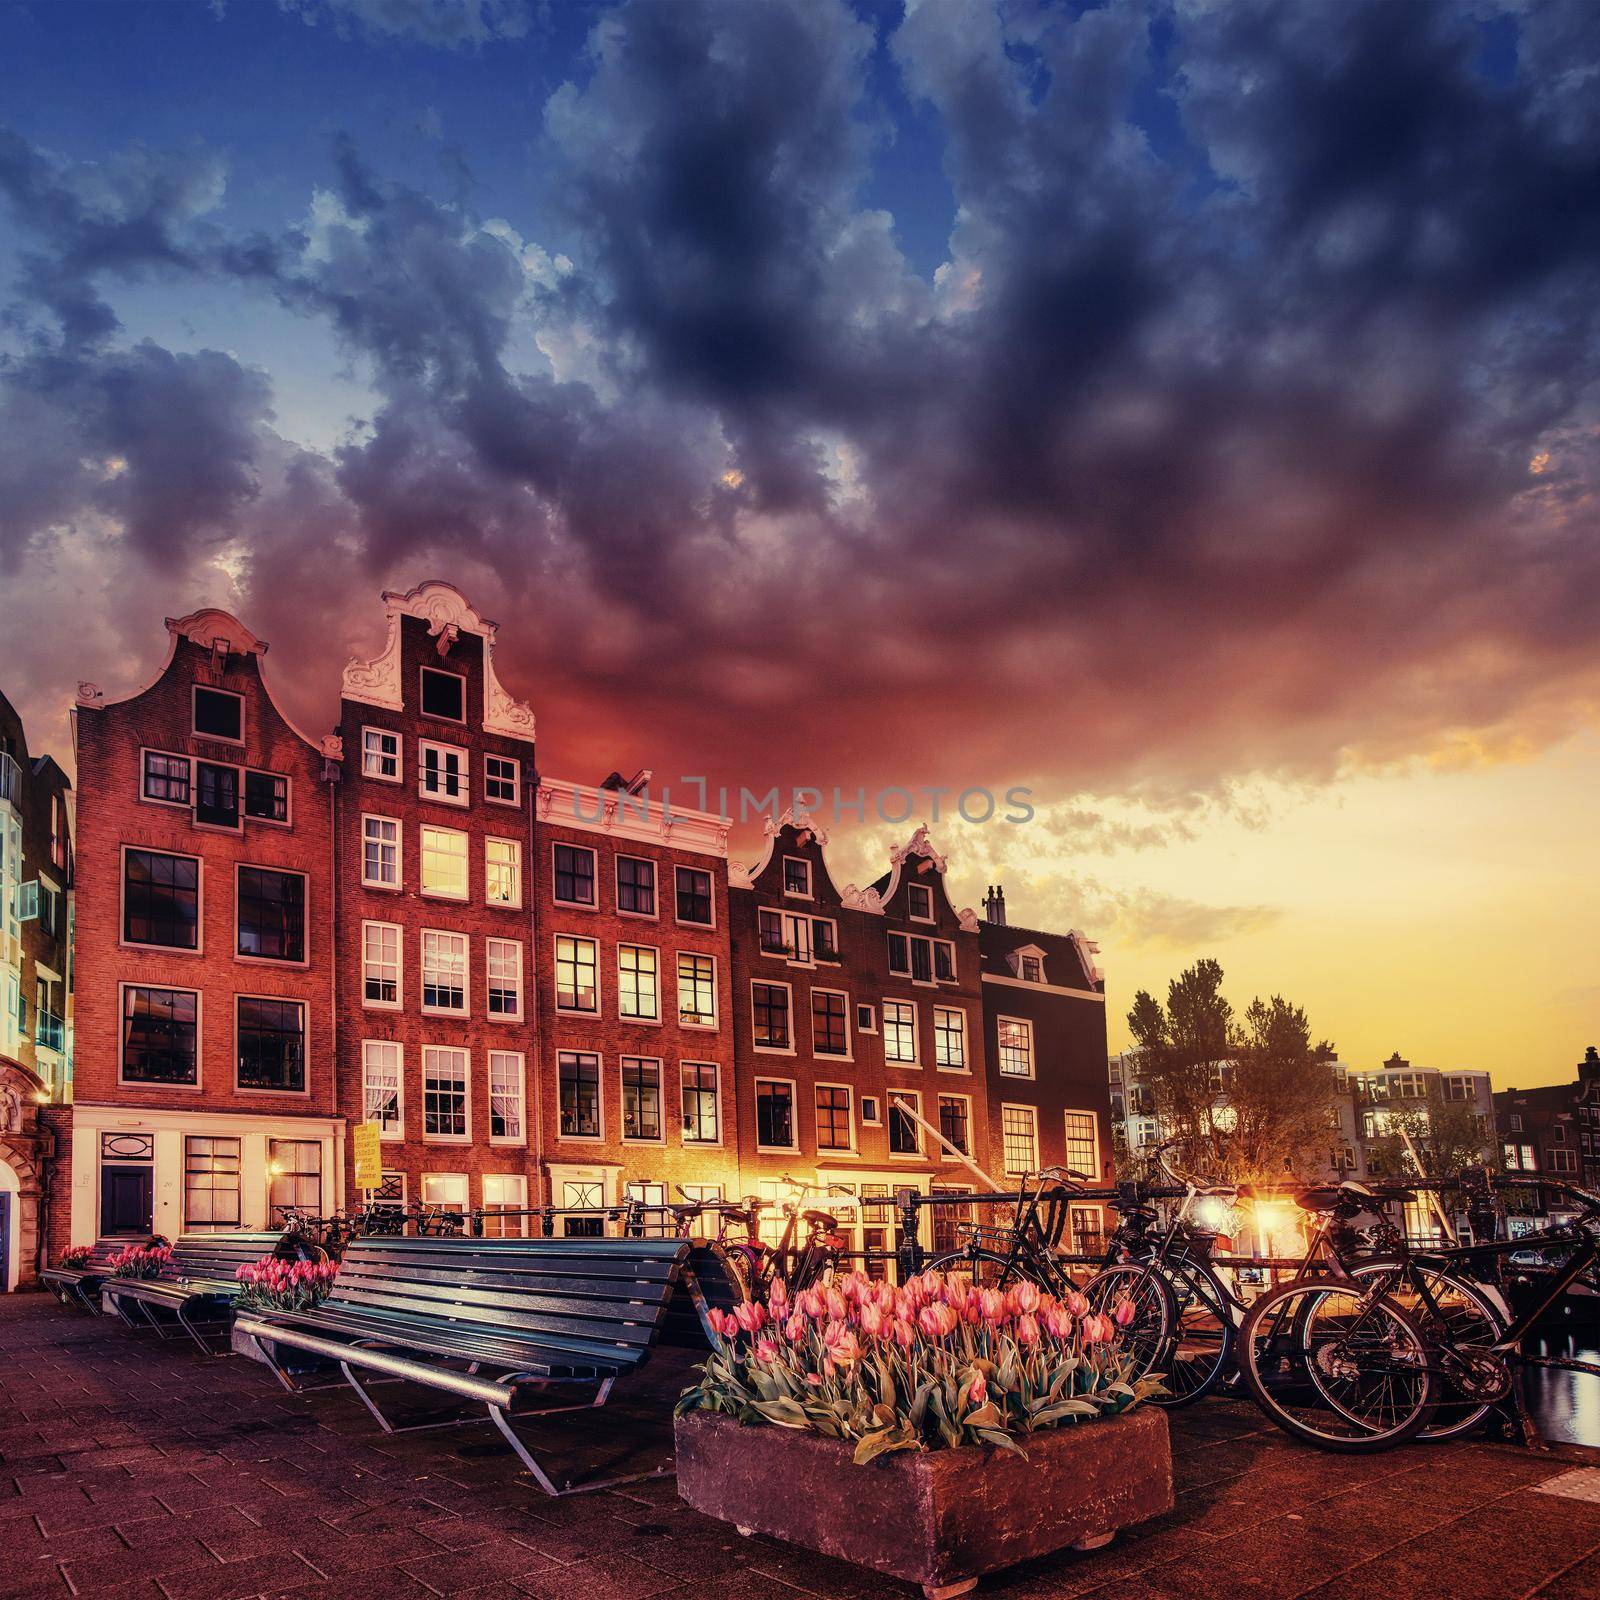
[3,1293,1599,1600]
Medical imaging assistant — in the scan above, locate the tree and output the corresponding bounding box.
[1364,1087,1494,1182]
[1125,962,1337,1185]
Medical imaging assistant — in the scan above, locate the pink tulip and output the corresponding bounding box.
[824,1287,847,1322]
[804,1372,824,1386]
[826,1327,863,1367]
[979,1287,1007,1323]
[784,1312,806,1341]
[1015,1313,1041,1347]
[859,1302,885,1337]
[917,1303,958,1340]
[1113,1296,1136,1328]
[1044,1307,1074,1341]
[756,1339,779,1362]
[798,1289,826,1321]
[734,1301,767,1333]
[1007,1281,1041,1317]
[891,1318,916,1349]
[968,1373,988,1407]
[706,1307,731,1337]
[1066,1290,1089,1318]
[768,1277,789,1312]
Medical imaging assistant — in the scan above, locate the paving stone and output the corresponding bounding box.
[399,1541,563,1595]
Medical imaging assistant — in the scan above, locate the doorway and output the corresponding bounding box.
[101,1164,154,1236]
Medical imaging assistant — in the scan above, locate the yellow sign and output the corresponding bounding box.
[352,1121,383,1193]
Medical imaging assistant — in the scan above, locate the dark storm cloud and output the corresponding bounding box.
[2,0,1599,799]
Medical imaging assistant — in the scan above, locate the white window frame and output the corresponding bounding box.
[139,748,193,809]
[617,942,661,1024]
[422,1046,471,1144]
[192,684,245,746]
[620,1055,666,1145]
[860,1094,882,1126]
[887,1089,923,1159]
[933,1005,967,1073]
[551,842,599,909]
[234,862,309,968]
[673,864,716,929]
[481,1173,529,1235]
[1063,1109,1102,1180]
[487,1050,526,1145]
[418,739,470,807]
[419,823,470,901]
[421,1172,469,1212]
[782,856,812,898]
[856,1002,877,1034]
[233,994,310,1098]
[810,986,853,1061]
[421,928,470,1017]
[361,814,402,890]
[486,937,524,1023]
[554,934,600,1015]
[1001,1103,1040,1177]
[557,1050,604,1142]
[484,753,520,807]
[362,1039,404,1140]
[242,767,293,827]
[882,998,919,1066]
[419,665,467,725]
[117,982,203,1091]
[675,951,719,1030]
[681,1060,722,1146]
[614,853,659,920]
[996,1015,1035,1080]
[361,727,401,783]
[936,1091,973,1162]
[750,977,796,1055]
[361,920,403,1010]
[907,882,935,922]
[814,1081,856,1155]
[485,836,523,909]
[754,1076,799,1153]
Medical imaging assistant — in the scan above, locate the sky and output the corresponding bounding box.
[1,0,1597,1089]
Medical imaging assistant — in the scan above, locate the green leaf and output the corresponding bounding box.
[1031,1399,1103,1425]
[752,1397,810,1429]
[976,1427,1028,1456]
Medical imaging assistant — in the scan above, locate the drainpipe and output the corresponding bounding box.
[526,766,546,1209]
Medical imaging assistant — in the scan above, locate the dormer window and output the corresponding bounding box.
[1022,956,1042,983]
[783,856,812,898]
[420,666,466,723]
[907,883,934,922]
[1009,945,1047,983]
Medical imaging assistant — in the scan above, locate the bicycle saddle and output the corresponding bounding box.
[1341,1179,1416,1203]
[802,1209,838,1228]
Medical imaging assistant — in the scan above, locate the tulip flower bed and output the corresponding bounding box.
[234,1256,339,1313]
[675,1271,1173,1599]
[679,1269,1160,1464]
[109,1244,173,1280]
[57,1246,94,1271]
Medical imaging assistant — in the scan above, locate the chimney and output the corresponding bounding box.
[983,884,1007,926]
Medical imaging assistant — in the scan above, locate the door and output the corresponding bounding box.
[101,1165,153,1236]
[0,1192,10,1290]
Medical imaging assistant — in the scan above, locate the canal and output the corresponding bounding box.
[1524,1325,1600,1449]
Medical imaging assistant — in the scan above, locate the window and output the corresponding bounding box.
[422,930,469,1013]
[816,1085,852,1151]
[856,1002,876,1033]
[625,1180,671,1239]
[1021,955,1043,983]
[860,1095,881,1125]
[677,953,717,1027]
[142,750,191,805]
[887,932,956,984]
[123,849,200,949]
[268,1140,321,1217]
[362,815,400,888]
[420,825,469,898]
[933,1007,966,1070]
[938,1094,971,1157]
[244,771,289,823]
[782,856,811,897]
[622,1056,662,1141]
[888,1093,921,1156]
[423,1047,469,1140]
[358,922,401,1009]
[486,938,523,1020]
[997,1017,1034,1078]
[907,883,934,921]
[488,1051,525,1142]
[618,944,659,1021]
[1445,1075,1474,1102]
[184,1136,241,1230]
[362,727,400,781]
[418,740,468,805]
[560,1181,605,1236]
[1509,1114,1523,1133]
[194,761,239,829]
[811,990,850,1057]
[553,843,597,907]
[237,997,306,1092]
[363,1041,403,1136]
[555,935,599,1013]
[756,1079,796,1150]
[682,1062,720,1143]
[883,1000,917,1064]
[616,855,657,916]
[1550,1148,1577,1174]
[1064,1111,1100,1178]
[675,866,714,926]
[1002,1105,1039,1176]
[236,866,306,963]
[485,754,520,805]
[421,1172,468,1214]
[759,908,836,963]
[420,666,465,722]
[121,985,198,1085]
[193,685,243,742]
[751,982,792,1050]
[481,1173,529,1236]
[558,1051,600,1139]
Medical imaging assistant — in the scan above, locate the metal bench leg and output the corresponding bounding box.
[176,1300,226,1357]
[336,1349,487,1438]
[106,1293,146,1331]
[493,1379,673,1498]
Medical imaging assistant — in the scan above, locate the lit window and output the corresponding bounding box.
[618,944,659,1020]
[677,953,717,1027]
[1064,1111,1099,1178]
[883,1000,917,1064]
[488,1050,524,1141]
[481,1173,528,1236]
[682,1062,720,1143]
[362,727,400,781]
[756,1079,794,1149]
[193,686,243,742]
[617,855,657,916]
[553,843,597,906]
[420,667,465,723]
[622,1057,662,1141]
[997,1017,1033,1077]
[421,1171,468,1211]
[933,1007,965,1069]
[486,837,521,907]
[558,1051,600,1138]
[485,754,519,805]
[268,1140,321,1217]
[555,935,598,1013]
[418,740,469,806]
[422,930,469,1013]
[184,1136,241,1230]
[362,1040,403,1135]
[1002,1105,1039,1176]
[362,815,400,888]
[816,1085,852,1151]
[420,825,468,899]
[423,1047,469,1140]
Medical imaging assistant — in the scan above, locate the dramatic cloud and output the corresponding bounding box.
[2,0,1599,819]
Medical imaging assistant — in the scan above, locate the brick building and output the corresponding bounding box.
[1497,1046,1600,1199]
[68,610,341,1245]
[42,579,1114,1263]
[0,688,73,1286]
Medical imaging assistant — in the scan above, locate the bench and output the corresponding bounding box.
[102,1232,285,1354]
[41,1239,136,1314]
[235,1235,694,1495]
[662,1242,748,1348]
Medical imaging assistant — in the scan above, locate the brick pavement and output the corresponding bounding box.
[5,1294,1600,1600]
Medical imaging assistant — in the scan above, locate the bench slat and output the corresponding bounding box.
[324,1282,664,1346]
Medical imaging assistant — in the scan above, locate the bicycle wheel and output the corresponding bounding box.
[1347,1259,1510,1440]
[1238,1278,1436,1452]
[1081,1264,1177,1385]
[927,1248,1017,1289]
[1156,1257,1236,1406]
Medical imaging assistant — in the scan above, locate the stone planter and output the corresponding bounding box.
[675,1406,1172,1599]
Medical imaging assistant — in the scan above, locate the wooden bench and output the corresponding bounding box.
[102,1232,284,1354]
[41,1239,136,1314]
[235,1235,694,1495]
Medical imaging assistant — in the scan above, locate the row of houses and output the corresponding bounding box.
[0,582,1116,1287]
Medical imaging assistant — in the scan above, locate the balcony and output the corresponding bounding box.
[0,751,19,808]
[36,1010,65,1054]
